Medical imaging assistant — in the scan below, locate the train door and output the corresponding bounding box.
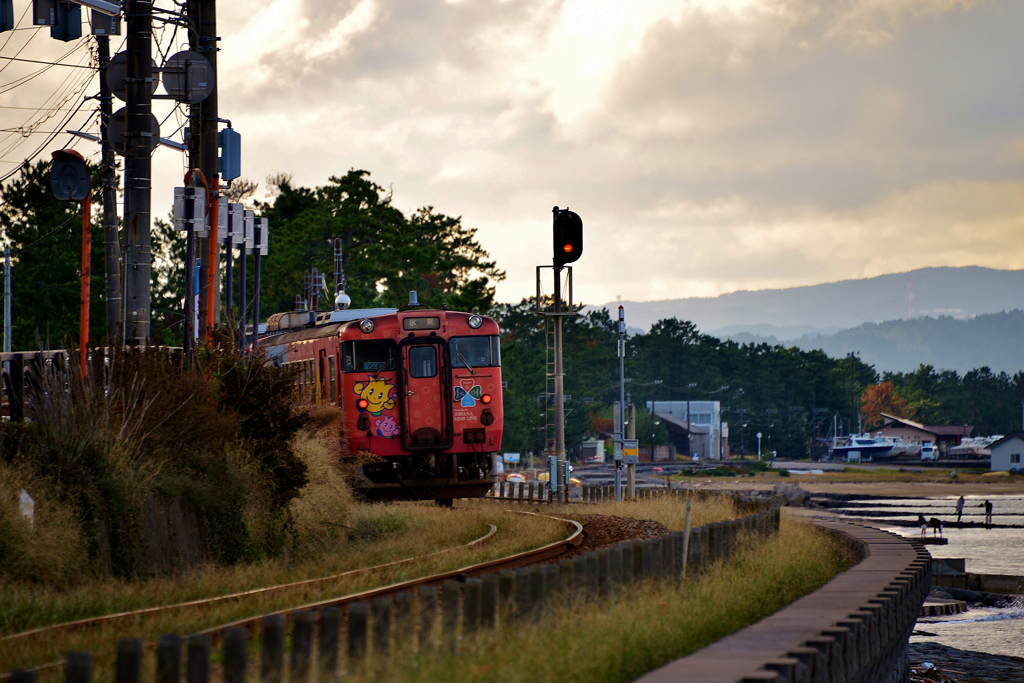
[398,338,453,451]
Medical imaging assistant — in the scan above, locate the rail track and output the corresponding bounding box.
[2,510,582,678]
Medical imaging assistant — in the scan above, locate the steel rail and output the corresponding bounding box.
[1,524,497,647]
[193,511,583,641]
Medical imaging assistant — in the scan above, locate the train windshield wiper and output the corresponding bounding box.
[371,354,394,379]
[456,352,476,375]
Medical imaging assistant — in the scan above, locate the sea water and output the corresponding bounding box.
[829,494,1024,659]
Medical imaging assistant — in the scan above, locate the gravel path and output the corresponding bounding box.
[556,513,671,559]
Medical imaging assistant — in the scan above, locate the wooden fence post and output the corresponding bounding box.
[318,607,341,682]
[441,580,460,650]
[116,639,143,683]
[347,602,369,665]
[186,636,209,683]
[290,611,314,683]
[65,652,92,683]
[223,629,247,683]
[156,635,182,683]
[418,585,439,651]
[261,615,285,683]
[371,597,392,659]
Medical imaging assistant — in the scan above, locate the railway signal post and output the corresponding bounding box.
[538,207,583,504]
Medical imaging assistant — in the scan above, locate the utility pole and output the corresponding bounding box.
[615,304,625,501]
[188,0,219,341]
[96,35,123,339]
[4,247,10,356]
[553,264,566,504]
[123,0,153,343]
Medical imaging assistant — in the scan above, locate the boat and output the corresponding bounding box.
[947,435,1002,459]
[831,435,895,462]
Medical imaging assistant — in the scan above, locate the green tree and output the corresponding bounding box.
[252,170,503,317]
[0,161,109,350]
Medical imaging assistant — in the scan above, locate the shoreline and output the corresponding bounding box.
[687,479,1024,498]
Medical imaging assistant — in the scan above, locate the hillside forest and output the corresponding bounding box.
[3,163,1023,459]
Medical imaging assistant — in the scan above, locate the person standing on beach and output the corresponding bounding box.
[956,496,965,523]
[983,500,993,526]
[917,514,928,535]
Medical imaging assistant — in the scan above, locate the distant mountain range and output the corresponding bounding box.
[728,311,1024,374]
[591,267,1024,374]
[594,267,1024,335]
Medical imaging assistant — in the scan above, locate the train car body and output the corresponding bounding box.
[260,306,502,503]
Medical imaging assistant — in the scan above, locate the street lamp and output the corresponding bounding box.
[757,431,763,459]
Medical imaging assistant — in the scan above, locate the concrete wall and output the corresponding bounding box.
[637,522,931,683]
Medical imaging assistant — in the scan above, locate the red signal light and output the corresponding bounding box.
[563,244,572,253]
[357,399,369,410]
[481,394,492,404]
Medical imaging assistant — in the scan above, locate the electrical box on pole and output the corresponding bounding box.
[50,1,81,41]
[552,208,583,267]
[218,128,241,181]
[90,8,120,34]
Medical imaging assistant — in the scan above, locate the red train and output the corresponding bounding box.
[260,297,503,504]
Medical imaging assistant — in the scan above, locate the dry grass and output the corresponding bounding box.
[0,462,89,586]
[0,504,568,676]
[357,513,856,683]
[571,490,740,529]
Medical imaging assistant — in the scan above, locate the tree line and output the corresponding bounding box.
[4,161,1022,457]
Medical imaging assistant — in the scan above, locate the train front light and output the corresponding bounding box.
[468,314,483,329]
[360,318,375,333]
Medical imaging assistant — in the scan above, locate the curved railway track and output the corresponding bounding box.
[1,524,498,647]
[3,510,582,678]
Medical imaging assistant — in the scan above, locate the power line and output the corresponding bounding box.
[0,55,96,69]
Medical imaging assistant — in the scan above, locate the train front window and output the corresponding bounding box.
[342,340,398,373]
[449,336,500,368]
[408,346,438,378]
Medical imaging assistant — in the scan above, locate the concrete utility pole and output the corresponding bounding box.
[189,0,219,341]
[96,35,123,339]
[123,0,153,343]
[615,304,625,501]
[553,266,566,504]
[4,247,11,355]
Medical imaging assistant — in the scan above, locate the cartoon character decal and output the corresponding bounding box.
[453,379,482,407]
[375,415,399,437]
[354,378,396,416]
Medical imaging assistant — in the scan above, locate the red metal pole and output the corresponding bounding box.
[80,193,92,379]
[205,177,219,345]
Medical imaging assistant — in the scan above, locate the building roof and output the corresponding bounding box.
[880,414,972,438]
[990,433,1024,450]
[655,411,710,435]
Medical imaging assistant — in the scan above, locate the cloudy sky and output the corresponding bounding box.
[4,0,1024,306]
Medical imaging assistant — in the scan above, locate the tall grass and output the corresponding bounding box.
[0,505,568,675]
[576,490,739,529]
[356,514,856,683]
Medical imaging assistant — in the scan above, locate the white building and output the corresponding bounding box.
[646,400,724,460]
[990,433,1024,471]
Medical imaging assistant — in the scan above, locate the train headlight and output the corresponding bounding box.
[481,409,495,426]
[358,399,369,410]
[468,314,483,329]
[481,393,492,405]
[360,318,375,333]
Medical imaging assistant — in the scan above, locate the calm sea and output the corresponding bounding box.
[829,494,1024,659]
